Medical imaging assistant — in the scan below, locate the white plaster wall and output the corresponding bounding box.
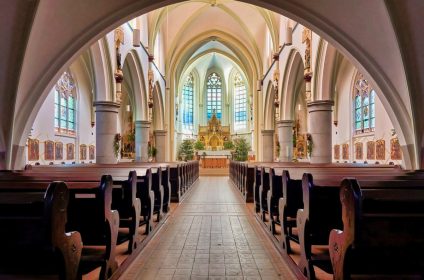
[332,65,402,165]
[27,89,96,165]
[27,70,96,165]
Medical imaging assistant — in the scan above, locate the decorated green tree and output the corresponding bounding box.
[223,140,235,150]
[177,139,195,161]
[193,140,205,151]
[233,137,250,161]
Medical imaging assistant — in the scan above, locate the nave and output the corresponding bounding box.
[121,176,296,280]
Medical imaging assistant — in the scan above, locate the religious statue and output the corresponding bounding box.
[302,27,312,102]
[114,27,124,103]
[302,28,312,72]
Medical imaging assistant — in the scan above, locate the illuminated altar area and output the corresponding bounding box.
[198,112,230,151]
[197,112,231,168]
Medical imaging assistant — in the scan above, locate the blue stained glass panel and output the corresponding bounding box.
[355,95,361,108]
[355,109,361,121]
[356,122,361,130]
[364,119,369,129]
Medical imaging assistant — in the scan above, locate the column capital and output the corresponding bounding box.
[135,120,151,128]
[261,129,275,136]
[276,120,294,128]
[93,101,120,113]
[154,130,167,136]
[307,100,334,112]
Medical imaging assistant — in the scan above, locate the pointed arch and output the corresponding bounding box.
[264,81,275,130]
[122,50,148,121]
[281,50,304,120]
[153,81,165,130]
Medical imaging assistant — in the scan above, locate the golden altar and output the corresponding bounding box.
[198,112,230,151]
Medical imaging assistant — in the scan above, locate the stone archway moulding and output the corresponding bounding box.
[8,0,416,169]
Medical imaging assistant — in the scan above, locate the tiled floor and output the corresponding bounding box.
[120,177,297,280]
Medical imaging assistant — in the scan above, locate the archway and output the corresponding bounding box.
[7,0,418,169]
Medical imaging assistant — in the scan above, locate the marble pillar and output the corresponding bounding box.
[307,100,334,164]
[94,101,120,164]
[277,120,294,162]
[154,130,167,162]
[261,130,274,162]
[135,120,151,162]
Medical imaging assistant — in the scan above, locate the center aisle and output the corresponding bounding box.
[120,176,296,280]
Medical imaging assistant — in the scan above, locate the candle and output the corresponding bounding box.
[286,146,289,157]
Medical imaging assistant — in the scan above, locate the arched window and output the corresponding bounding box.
[354,73,375,134]
[234,72,247,130]
[206,72,222,120]
[54,72,76,135]
[182,73,194,130]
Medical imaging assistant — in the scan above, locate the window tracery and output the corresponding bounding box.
[234,72,247,130]
[354,73,375,134]
[182,73,194,131]
[206,72,222,120]
[54,72,76,135]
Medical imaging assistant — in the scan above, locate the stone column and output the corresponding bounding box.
[261,130,274,162]
[277,120,294,162]
[154,130,167,162]
[94,101,120,164]
[307,100,334,164]
[135,120,151,162]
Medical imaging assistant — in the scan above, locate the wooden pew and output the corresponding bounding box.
[295,172,424,279]
[6,168,144,254]
[169,164,181,202]
[267,168,283,233]
[65,175,119,280]
[161,165,171,212]
[297,173,342,279]
[151,167,164,221]
[0,181,82,280]
[245,164,255,202]
[259,167,271,221]
[279,170,303,254]
[23,164,155,236]
[329,178,424,279]
[277,168,408,255]
[253,166,261,213]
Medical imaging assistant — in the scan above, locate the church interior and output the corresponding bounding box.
[0,0,424,279]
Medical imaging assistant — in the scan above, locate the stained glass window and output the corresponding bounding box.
[182,73,194,131]
[54,72,76,135]
[206,72,222,120]
[354,73,375,134]
[234,73,247,130]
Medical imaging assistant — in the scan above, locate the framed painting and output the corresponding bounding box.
[28,138,39,161]
[342,143,349,160]
[355,142,363,160]
[55,142,63,160]
[390,138,402,160]
[66,143,75,160]
[367,141,375,160]
[334,145,340,160]
[44,140,54,161]
[80,144,87,160]
[89,145,95,160]
[376,139,385,160]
